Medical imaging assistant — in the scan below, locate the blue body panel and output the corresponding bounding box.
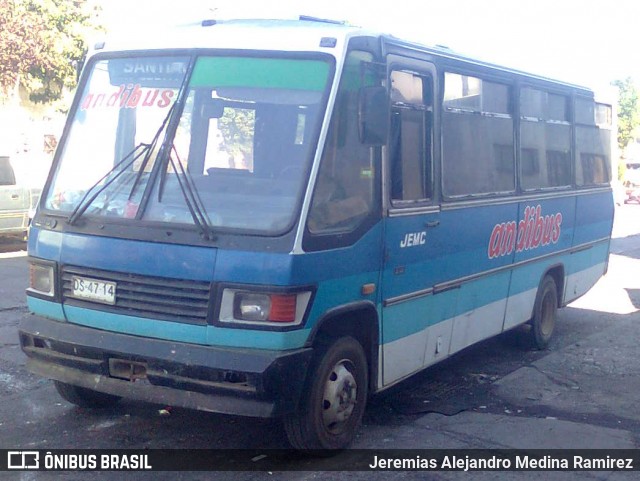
[27,224,383,350]
[377,191,612,385]
[574,191,615,245]
[26,190,612,365]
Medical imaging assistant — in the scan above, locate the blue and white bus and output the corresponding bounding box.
[20,17,614,450]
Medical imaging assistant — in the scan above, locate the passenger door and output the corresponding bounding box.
[380,57,457,387]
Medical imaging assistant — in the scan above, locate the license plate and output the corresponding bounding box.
[71,276,116,305]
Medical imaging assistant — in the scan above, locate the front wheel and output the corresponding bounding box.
[54,381,121,408]
[529,275,558,349]
[284,336,368,451]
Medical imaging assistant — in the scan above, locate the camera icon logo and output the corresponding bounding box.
[7,451,40,470]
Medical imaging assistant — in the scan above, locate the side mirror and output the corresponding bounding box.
[358,86,389,145]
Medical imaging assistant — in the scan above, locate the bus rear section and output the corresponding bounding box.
[19,18,613,452]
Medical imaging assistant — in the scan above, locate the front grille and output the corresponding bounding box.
[61,265,211,325]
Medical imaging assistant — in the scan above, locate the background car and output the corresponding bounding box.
[0,155,34,240]
[623,161,640,204]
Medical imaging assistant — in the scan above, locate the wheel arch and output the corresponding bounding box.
[305,301,380,393]
[541,263,565,308]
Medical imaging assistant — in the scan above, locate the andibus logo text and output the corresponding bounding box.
[488,205,562,259]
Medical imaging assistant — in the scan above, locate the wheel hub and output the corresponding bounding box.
[322,361,357,432]
[540,292,555,336]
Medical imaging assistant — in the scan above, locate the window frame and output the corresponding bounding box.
[574,96,612,187]
[441,69,516,200]
[302,47,384,252]
[518,85,573,192]
[388,66,435,208]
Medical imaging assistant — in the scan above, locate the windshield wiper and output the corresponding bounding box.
[166,144,216,241]
[67,143,151,225]
[125,101,177,205]
[67,101,177,226]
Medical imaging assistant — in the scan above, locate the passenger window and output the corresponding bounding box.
[521,88,568,121]
[520,88,571,190]
[444,73,509,115]
[389,69,433,203]
[595,103,613,127]
[576,125,611,185]
[575,97,612,186]
[575,97,595,125]
[443,73,514,196]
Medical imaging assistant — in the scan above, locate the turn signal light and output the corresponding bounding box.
[268,294,297,322]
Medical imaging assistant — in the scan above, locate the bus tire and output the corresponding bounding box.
[54,381,121,408]
[529,275,558,350]
[284,336,368,451]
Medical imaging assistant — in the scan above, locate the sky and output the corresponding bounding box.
[98,0,639,96]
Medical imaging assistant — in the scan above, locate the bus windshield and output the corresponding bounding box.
[45,54,332,235]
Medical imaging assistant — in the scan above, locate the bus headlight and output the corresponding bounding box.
[28,261,56,297]
[219,288,312,327]
[236,293,273,322]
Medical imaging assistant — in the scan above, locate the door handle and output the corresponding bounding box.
[11,194,20,200]
[425,220,440,228]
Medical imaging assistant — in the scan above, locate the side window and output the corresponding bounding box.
[575,97,611,186]
[389,69,433,204]
[520,88,571,190]
[595,102,613,127]
[0,157,16,186]
[442,73,514,196]
[307,51,377,235]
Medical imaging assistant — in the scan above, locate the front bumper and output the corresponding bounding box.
[19,314,313,418]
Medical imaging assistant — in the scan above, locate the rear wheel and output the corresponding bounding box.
[284,336,368,451]
[529,275,558,349]
[54,381,121,408]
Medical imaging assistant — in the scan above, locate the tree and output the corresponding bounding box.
[612,77,640,153]
[218,108,256,170]
[0,0,101,104]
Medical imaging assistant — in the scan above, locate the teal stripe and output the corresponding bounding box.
[382,273,508,344]
[455,271,510,314]
[380,249,607,344]
[190,57,330,91]
[205,325,310,350]
[65,306,206,344]
[64,305,310,350]
[27,297,66,321]
[382,289,457,343]
[568,242,610,274]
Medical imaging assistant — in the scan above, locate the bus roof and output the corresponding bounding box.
[94,17,364,57]
[93,17,591,94]
[382,35,592,93]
